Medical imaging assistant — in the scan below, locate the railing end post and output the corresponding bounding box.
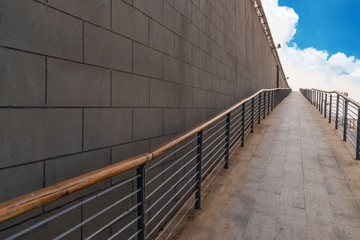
[195,130,203,209]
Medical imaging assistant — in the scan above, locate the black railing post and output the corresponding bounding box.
[263,92,266,119]
[137,164,146,240]
[343,99,348,141]
[251,98,254,133]
[335,94,340,129]
[258,94,261,124]
[271,91,274,111]
[313,90,315,106]
[195,130,203,209]
[356,108,360,160]
[320,92,323,113]
[225,114,230,169]
[267,90,270,115]
[324,93,327,118]
[329,94,332,123]
[241,103,245,147]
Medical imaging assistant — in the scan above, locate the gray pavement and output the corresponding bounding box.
[175,92,360,240]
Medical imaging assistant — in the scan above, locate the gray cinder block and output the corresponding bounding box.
[84,23,132,71]
[164,108,185,134]
[45,149,111,186]
[48,0,111,29]
[164,55,185,84]
[150,20,174,55]
[84,108,133,150]
[0,47,45,106]
[150,79,176,107]
[0,0,82,61]
[47,58,111,107]
[175,85,193,108]
[112,71,149,107]
[0,109,82,168]
[0,162,43,203]
[133,43,163,79]
[175,35,192,63]
[133,0,163,23]
[112,0,149,44]
[133,108,163,140]
[163,1,184,35]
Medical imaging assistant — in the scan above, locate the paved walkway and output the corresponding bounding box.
[175,92,360,240]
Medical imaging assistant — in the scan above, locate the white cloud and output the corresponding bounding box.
[261,0,360,102]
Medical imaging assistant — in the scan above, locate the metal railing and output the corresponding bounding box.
[300,88,360,160]
[0,88,291,240]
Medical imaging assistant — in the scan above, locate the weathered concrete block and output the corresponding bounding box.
[199,69,212,90]
[0,162,43,203]
[112,71,149,107]
[184,18,200,47]
[0,109,82,168]
[164,55,185,84]
[47,58,110,106]
[112,140,150,163]
[1,202,81,240]
[163,1,183,35]
[0,0,82,61]
[84,109,132,150]
[150,79,176,107]
[133,0,163,22]
[175,85,193,108]
[183,64,200,87]
[112,0,149,44]
[45,149,110,186]
[175,35,192,63]
[164,109,185,134]
[133,108,163,140]
[48,0,111,28]
[0,47,45,106]
[84,23,132,71]
[192,88,207,108]
[133,43,163,79]
[192,46,206,70]
[150,20,174,55]
[185,109,202,130]
[174,0,191,19]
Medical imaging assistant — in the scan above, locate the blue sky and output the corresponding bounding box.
[279,0,360,59]
[262,0,360,101]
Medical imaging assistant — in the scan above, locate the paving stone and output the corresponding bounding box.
[175,93,360,239]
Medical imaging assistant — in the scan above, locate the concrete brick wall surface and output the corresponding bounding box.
[0,0,289,237]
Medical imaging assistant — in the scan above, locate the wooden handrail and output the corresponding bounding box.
[0,88,291,223]
[301,88,360,108]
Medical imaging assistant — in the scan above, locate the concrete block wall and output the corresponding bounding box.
[0,0,289,237]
